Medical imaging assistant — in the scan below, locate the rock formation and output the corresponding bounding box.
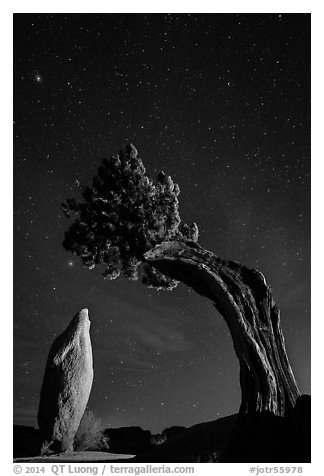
[37,308,93,453]
[145,241,302,461]
[135,415,237,463]
[103,426,152,455]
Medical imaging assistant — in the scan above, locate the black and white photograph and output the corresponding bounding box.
[12,7,311,466]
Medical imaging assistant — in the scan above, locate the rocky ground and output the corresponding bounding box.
[14,451,134,463]
[13,395,311,463]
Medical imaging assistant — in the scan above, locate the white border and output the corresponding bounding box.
[4,2,321,474]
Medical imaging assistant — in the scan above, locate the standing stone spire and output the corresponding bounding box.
[38,308,93,453]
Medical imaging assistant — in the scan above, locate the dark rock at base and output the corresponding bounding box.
[135,414,238,462]
[13,426,42,458]
[37,308,93,453]
[162,426,187,441]
[135,396,310,463]
[14,395,310,462]
[102,425,188,456]
[103,426,152,455]
[221,411,288,462]
[221,395,311,463]
[286,394,311,462]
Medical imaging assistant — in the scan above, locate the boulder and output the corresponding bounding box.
[37,308,93,453]
[103,426,152,455]
[162,426,187,441]
[135,415,238,462]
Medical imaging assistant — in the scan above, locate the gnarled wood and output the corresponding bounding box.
[145,241,300,417]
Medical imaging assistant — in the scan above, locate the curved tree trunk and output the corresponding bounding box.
[145,241,301,461]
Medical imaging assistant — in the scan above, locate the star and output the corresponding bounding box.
[34,73,42,84]
[67,260,74,268]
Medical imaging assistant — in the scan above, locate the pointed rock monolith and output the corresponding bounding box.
[37,308,93,453]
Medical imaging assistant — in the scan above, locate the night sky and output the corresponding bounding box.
[13,13,310,433]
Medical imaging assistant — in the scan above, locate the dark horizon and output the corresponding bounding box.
[14,13,310,433]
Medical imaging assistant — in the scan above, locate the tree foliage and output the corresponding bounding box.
[62,144,199,289]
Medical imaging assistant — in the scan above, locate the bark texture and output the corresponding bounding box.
[145,241,300,418]
[38,308,93,453]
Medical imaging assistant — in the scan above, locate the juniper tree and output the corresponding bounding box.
[62,144,198,290]
[62,144,301,462]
